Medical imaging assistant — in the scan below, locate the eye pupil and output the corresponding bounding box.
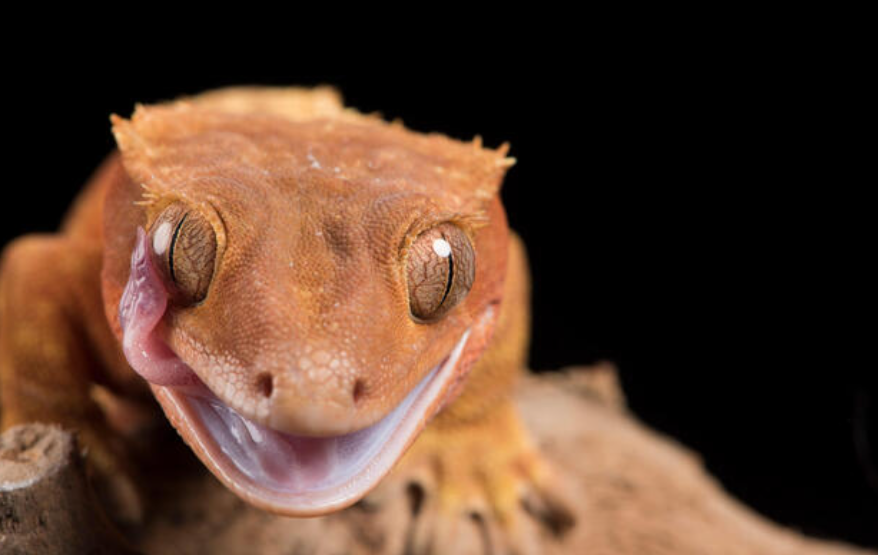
[442,246,454,305]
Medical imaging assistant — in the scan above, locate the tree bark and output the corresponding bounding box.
[0,423,136,554]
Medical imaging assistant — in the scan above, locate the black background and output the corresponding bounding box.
[2,44,874,547]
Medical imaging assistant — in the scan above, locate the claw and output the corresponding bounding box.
[520,477,576,537]
[518,458,576,537]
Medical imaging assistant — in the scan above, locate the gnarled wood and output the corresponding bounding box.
[0,423,136,554]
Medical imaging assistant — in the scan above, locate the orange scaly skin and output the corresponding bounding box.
[0,87,571,550]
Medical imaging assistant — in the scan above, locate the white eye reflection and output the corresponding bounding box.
[432,238,451,258]
[153,221,173,256]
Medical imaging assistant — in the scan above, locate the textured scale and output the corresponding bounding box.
[0,87,574,545]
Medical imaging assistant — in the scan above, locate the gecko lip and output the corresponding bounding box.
[119,227,484,514]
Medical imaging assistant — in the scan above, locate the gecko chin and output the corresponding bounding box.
[118,227,486,514]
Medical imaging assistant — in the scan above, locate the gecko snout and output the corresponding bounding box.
[259,363,374,436]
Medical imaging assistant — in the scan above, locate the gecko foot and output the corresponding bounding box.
[372,401,575,555]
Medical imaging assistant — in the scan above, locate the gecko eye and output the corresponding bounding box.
[406,223,475,322]
[149,202,217,305]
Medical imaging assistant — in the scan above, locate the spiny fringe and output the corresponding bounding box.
[133,183,160,207]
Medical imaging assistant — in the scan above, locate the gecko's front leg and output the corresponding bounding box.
[0,235,145,524]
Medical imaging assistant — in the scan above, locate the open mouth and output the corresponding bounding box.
[119,227,477,514]
[148,330,470,515]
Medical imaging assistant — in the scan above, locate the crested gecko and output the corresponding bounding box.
[0,87,571,549]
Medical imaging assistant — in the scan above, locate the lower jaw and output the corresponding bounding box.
[151,326,474,515]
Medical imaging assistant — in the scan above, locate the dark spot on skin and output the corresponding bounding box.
[323,219,353,260]
[352,379,366,404]
[256,373,274,398]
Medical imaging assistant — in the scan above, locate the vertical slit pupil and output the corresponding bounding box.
[441,236,454,305]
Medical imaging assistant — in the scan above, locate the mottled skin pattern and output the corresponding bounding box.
[0,88,571,551]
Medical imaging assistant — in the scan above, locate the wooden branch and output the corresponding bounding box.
[0,423,136,554]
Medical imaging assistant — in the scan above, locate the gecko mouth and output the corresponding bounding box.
[119,227,480,514]
[148,330,470,515]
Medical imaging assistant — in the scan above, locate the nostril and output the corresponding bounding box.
[256,372,274,398]
[352,379,366,404]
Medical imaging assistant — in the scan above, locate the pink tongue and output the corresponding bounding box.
[119,227,200,387]
[189,395,336,488]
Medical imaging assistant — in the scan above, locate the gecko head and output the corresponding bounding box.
[102,89,513,515]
